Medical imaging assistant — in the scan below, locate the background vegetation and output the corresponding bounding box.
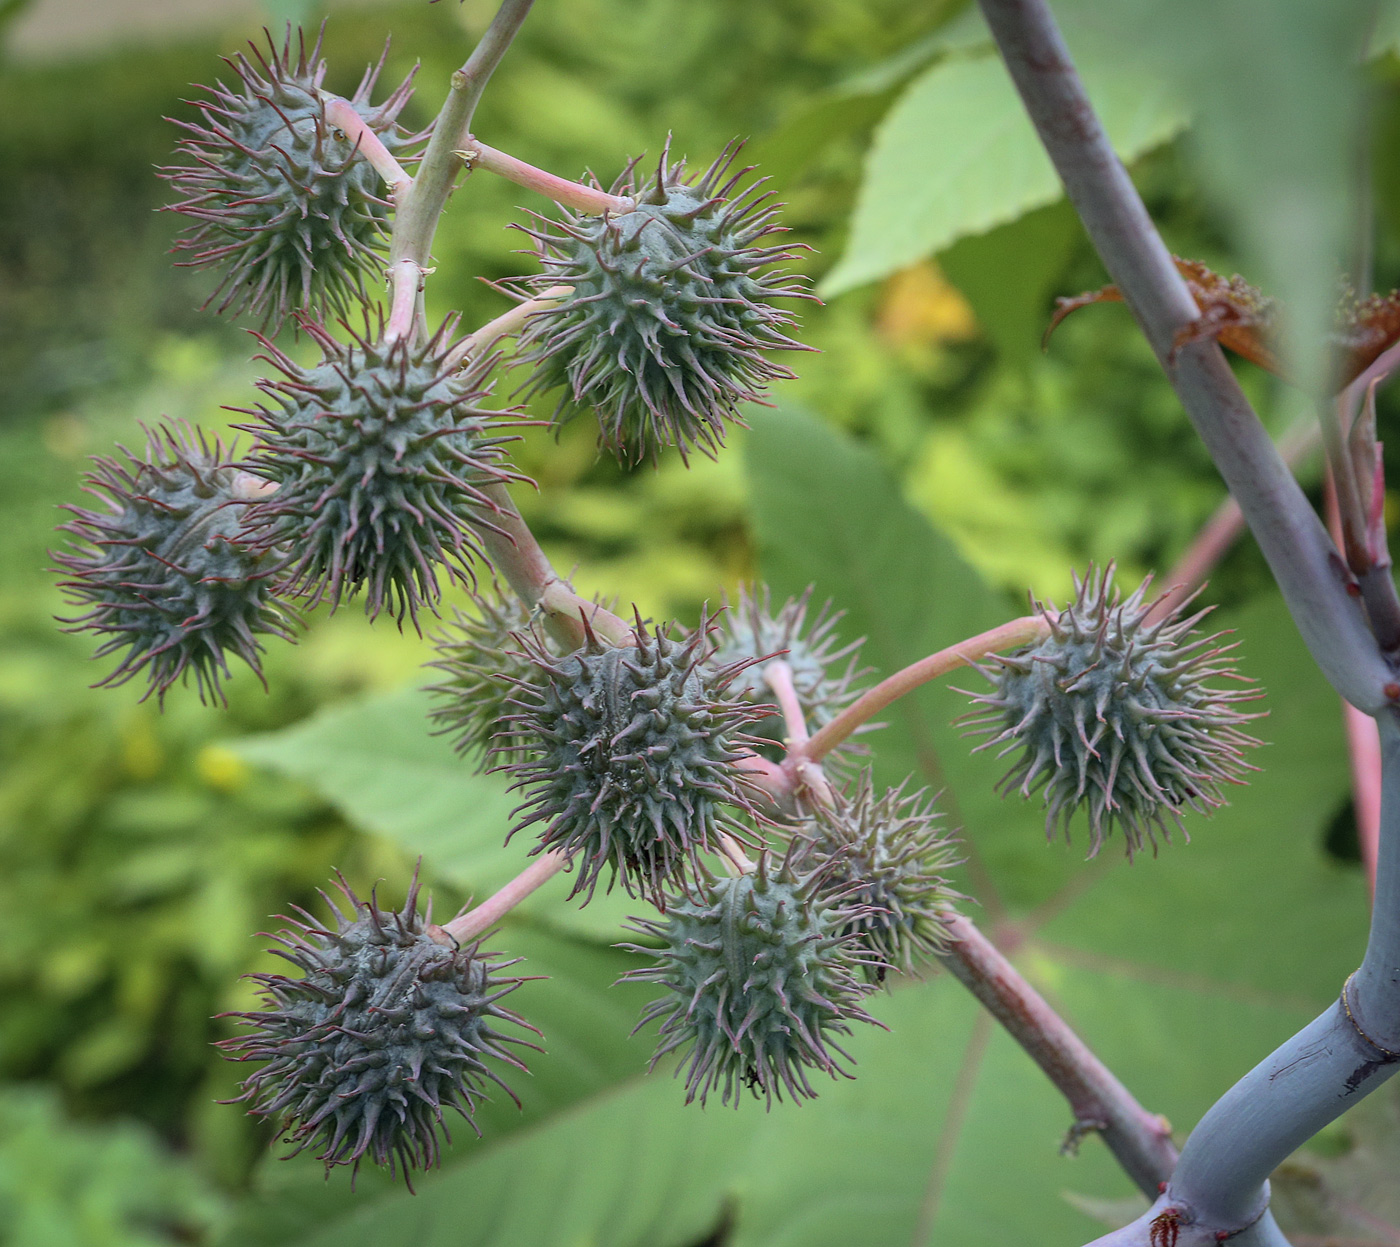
[3,0,1400,1243]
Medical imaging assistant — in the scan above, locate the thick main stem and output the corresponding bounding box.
[976,1,1400,1238]
[940,915,1178,1196]
[800,615,1050,763]
[977,0,1394,716]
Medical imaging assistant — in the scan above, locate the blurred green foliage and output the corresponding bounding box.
[4,0,1400,1241]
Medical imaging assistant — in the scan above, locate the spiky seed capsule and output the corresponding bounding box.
[502,616,763,905]
[427,591,543,768]
[236,318,523,628]
[710,584,867,761]
[960,565,1262,858]
[54,422,296,704]
[796,773,962,979]
[161,27,421,331]
[220,875,536,1186]
[512,138,813,466]
[621,851,883,1106]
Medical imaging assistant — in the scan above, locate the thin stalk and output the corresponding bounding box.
[800,615,1050,764]
[444,285,573,370]
[716,832,755,877]
[475,483,634,650]
[763,660,810,747]
[390,0,536,276]
[383,259,423,343]
[977,0,1394,715]
[456,140,634,216]
[940,914,1178,1197]
[444,851,569,943]
[321,94,413,201]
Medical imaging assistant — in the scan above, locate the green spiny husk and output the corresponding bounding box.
[960,565,1262,857]
[161,26,422,331]
[512,138,813,466]
[236,317,523,629]
[621,849,882,1106]
[796,772,962,978]
[501,614,764,905]
[54,421,296,704]
[220,873,536,1187]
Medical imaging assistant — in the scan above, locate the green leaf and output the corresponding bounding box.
[822,40,1187,295]
[939,199,1080,361]
[230,688,635,942]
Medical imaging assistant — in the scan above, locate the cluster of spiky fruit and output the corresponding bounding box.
[961,566,1262,857]
[162,27,421,329]
[54,423,296,704]
[236,318,521,626]
[221,876,535,1185]
[502,616,763,905]
[622,850,881,1106]
[709,584,867,760]
[798,773,961,977]
[513,139,812,466]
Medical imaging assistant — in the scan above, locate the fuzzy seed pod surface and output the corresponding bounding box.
[710,584,866,759]
[54,422,295,703]
[162,27,420,329]
[622,853,881,1106]
[238,319,520,627]
[513,139,811,465]
[798,773,961,978]
[221,876,534,1185]
[503,618,761,905]
[961,566,1261,857]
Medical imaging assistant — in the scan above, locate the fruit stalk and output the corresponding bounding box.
[456,140,634,215]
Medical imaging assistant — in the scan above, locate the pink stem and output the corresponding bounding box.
[800,615,1051,764]
[383,259,423,343]
[456,139,634,216]
[763,660,810,747]
[444,852,570,943]
[1324,475,1384,895]
[941,913,1179,1195]
[444,285,574,370]
[322,95,413,202]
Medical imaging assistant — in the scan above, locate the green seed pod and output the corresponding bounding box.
[797,773,962,978]
[960,565,1261,857]
[220,874,536,1187]
[512,139,812,466]
[503,615,762,905]
[54,422,296,704]
[710,584,867,759]
[161,27,421,330]
[621,851,882,1106]
[237,318,522,628]
[427,590,542,768]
